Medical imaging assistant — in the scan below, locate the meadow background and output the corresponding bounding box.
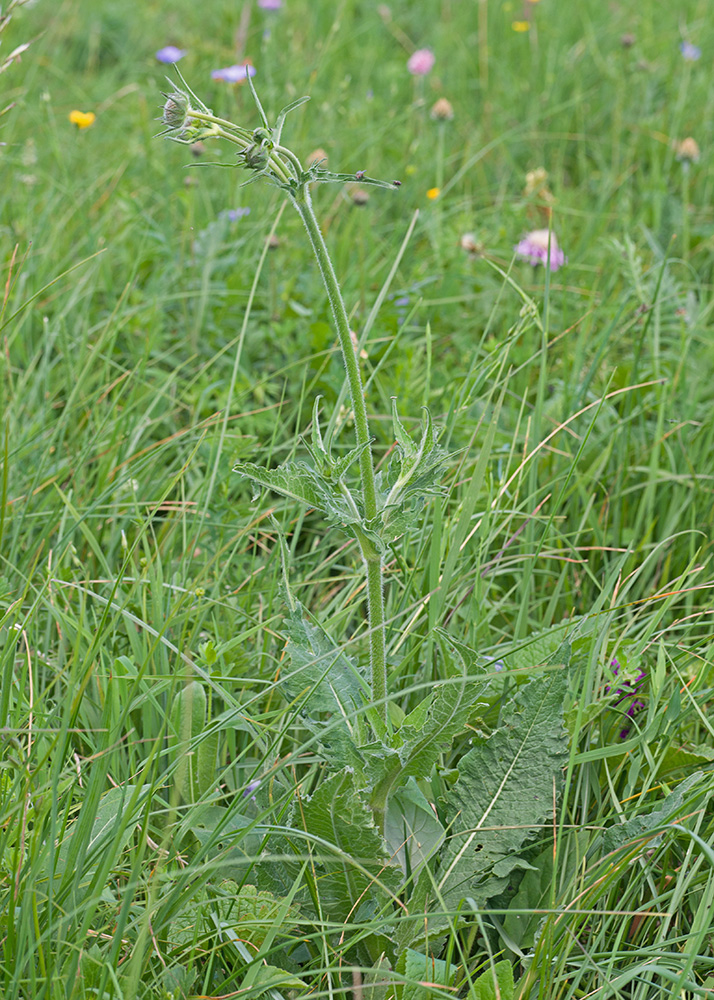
[2,0,714,997]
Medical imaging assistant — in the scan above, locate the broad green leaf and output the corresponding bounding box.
[470,959,515,1000]
[50,784,149,886]
[282,599,367,718]
[213,881,300,948]
[251,964,308,992]
[385,779,445,878]
[291,767,401,924]
[435,672,569,916]
[235,458,366,537]
[234,459,330,512]
[396,947,458,1000]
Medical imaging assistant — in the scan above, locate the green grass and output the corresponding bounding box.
[2,0,714,997]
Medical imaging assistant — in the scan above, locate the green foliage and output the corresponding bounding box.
[395,947,459,1000]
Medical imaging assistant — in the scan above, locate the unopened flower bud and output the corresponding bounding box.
[162,91,190,130]
[430,97,454,121]
[350,186,369,206]
[242,143,269,170]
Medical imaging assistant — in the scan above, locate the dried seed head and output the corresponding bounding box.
[459,232,482,254]
[430,97,454,121]
[676,136,700,163]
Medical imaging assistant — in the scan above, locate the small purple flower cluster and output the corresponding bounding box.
[605,658,646,739]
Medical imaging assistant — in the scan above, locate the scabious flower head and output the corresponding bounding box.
[156,45,185,64]
[407,48,435,76]
[69,109,95,129]
[680,41,701,61]
[606,658,647,739]
[676,136,701,163]
[258,0,282,8]
[211,63,257,83]
[243,778,261,800]
[515,229,566,271]
[430,97,454,121]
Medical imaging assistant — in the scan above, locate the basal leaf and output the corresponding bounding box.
[291,768,401,925]
[396,947,458,1000]
[435,672,569,915]
[470,959,515,1000]
[365,671,487,803]
[503,830,588,951]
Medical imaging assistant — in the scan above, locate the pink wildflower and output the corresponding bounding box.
[407,49,435,76]
[514,229,566,271]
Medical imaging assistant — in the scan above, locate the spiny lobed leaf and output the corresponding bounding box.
[290,767,401,925]
[365,670,488,800]
[281,599,368,718]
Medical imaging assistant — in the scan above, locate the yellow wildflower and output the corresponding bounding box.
[427,187,440,200]
[512,21,530,32]
[69,110,96,129]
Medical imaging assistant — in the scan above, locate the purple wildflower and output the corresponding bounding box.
[407,49,435,76]
[243,778,261,801]
[258,0,282,7]
[515,229,566,272]
[211,63,257,83]
[606,658,647,739]
[680,41,701,61]
[221,207,251,222]
[156,45,186,64]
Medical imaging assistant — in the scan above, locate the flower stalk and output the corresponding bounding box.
[160,76,391,724]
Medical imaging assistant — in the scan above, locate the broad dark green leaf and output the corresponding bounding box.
[435,672,569,914]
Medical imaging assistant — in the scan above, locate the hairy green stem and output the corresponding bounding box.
[290,184,387,725]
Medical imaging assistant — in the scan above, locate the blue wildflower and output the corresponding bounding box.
[156,45,186,64]
[680,41,701,61]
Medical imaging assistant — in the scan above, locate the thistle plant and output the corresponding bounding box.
[160,73,439,732]
[156,76,576,974]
